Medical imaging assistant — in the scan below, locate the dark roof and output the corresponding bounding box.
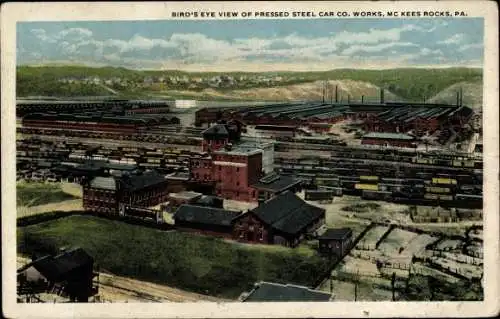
[251,174,301,193]
[89,170,166,191]
[254,125,297,131]
[202,124,229,139]
[319,228,353,240]
[242,281,332,302]
[174,205,242,226]
[363,132,416,140]
[27,248,93,282]
[251,191,325,235]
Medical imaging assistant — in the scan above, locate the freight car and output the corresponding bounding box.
[119,205,164,224]
[361,190,392,201]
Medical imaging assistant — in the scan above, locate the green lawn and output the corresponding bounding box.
[17,215,331,298]
[17,182,77,207]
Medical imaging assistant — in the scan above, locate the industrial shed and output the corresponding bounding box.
[233,191,325,247]
[361,132,417,148]
[17,248,97,302]
[174,204,243,238]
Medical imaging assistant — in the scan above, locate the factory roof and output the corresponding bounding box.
[241,281,332,302]
[174,205,242,226]
[89,170,166,191]
[214,144,262,156]
[251,191,325,235]
[362,132,416,140]
[254,125,297,131]
[252,174,301,193]
[319,228,353,240]
[202,124,229,138]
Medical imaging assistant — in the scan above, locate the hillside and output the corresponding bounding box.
[155,80,400,102]
[428,81,483,109]
[16,65,482,102]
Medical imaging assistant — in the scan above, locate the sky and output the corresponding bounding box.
[16,18,484,72]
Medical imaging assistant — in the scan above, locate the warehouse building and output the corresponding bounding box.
[232,191,325,247]
[82,170,171,215]
[173,204,243,238]
[361,132,417,148]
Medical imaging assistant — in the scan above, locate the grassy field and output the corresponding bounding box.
[16,182,78,207]
[17,215,330,299]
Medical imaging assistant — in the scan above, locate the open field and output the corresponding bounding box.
[17,182,78,207]
[17,215,330,299]
[17,182,83,218]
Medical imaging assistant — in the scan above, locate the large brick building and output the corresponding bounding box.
[82,170,171,215]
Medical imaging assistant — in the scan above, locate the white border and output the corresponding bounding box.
[2,1,499,318]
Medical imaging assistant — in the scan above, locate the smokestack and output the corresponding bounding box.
[456,91,460,106]
[322,81,325,103]
[380,88,385,104]
[335,85,339,103]
[361,95,364,104]
[459,87,463,106]
[330,83,333,104]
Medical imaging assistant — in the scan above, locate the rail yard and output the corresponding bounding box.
[16,96,484,302]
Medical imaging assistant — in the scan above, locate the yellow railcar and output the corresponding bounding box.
[355,183,379,191]
[432,178,457,185]
[424,193,439,200]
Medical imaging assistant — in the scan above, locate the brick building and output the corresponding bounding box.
[82,170,170,215]
[232,191,325,247]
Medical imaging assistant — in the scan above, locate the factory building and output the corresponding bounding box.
[232,191,325,247]
[361,132,417,148]
[82,170,171,215]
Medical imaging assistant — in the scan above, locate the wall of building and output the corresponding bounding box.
[83,188,119,214]
[361,138,415,148]
[232,214,269,244]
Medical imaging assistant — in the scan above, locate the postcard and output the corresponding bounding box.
[2,1,499,318]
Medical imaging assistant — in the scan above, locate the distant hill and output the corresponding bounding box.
[428,81,483,110]
[16,65,482,103]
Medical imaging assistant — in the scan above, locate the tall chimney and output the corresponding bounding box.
[456,91,460,106]
[322,81,325,103]
[335,85,339,103]
[459,87,463,106]
[380,88,385,104]
[361,95,364,104]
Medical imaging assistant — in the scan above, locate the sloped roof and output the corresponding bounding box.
[242,281,332,302]
[202,124,229,138]
[90,176,117,190]
[174,205,242,226]
[319,228,353,240]
[251,191,325,235]
[363,132,416,140]
[28,248,94,282]
[251,174,300,193]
